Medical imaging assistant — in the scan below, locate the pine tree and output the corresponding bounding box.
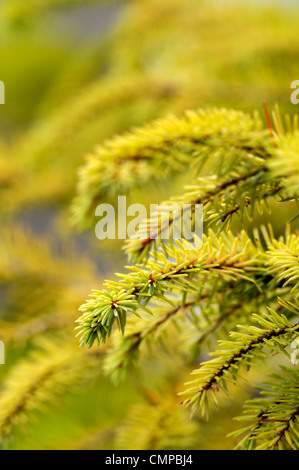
[0,0,299,450]
[73,105,299,450]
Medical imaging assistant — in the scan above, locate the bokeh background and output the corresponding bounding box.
[0,0,299,450]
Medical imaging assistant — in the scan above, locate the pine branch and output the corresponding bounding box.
[0,226,99,343]
[262,229,299,294]
[267,105,299,198]
[185,286,291,360]
[231,366,299,450]
[103,301,194,381]
[115,401,199,450]
[5,75,178,214]
[2,0,120,25]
